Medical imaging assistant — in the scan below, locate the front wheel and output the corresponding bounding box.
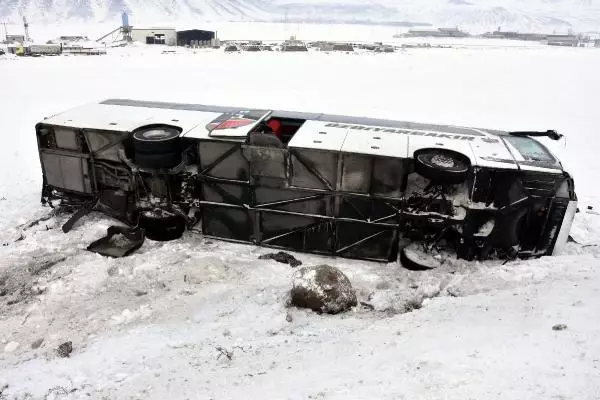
[414,149,470,184]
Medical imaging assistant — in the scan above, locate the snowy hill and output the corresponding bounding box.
[1,0,600,34]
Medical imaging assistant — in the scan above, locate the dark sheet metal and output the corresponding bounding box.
[87,226,145,258]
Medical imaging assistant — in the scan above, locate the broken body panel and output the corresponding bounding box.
[36,99,577,263]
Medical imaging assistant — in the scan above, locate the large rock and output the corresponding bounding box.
[290,265,357,314]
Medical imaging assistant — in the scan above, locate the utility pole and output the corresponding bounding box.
[1,21,8,42]
[23,16,30,42]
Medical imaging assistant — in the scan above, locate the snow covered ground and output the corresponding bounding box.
[1,42,600,399]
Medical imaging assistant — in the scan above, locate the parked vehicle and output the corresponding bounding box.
[35,99,577,268]
[224,44,240,52]
[280,38,308,52]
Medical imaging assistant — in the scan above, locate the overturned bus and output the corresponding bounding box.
[35,99,577,268]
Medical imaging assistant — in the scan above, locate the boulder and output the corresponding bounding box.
[290,265,357,314]
[57,341,73,358]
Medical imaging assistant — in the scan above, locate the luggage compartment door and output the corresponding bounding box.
[41,153,92,194]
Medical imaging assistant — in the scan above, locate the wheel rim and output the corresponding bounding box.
[143,130,171,139]
[134,127,179,142]
[418,151,467,172]
[430,154,456,168]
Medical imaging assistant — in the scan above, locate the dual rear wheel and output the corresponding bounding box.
[132,126,186,241]
[132,126,182,169]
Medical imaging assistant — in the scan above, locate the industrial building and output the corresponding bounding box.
[128,27,217,47]
[4,34,25,44]
[482,30,547,41]
[176,30,215,47]
[63,43,107,55]
[546,34,580,47]
[130,28,177,46]
[280,36,308,52]
[56,36,90,43]
[316,42,354,52]
[403,28,469,38]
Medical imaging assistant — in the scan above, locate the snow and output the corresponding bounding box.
[1,41,600,399]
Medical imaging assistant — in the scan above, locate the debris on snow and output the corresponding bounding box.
[31,338,44,349]
[44,386,75,399]
[215,345,245,361]
[56,341,73,358]
[290,265,357,314]
[216,346,233,360]
[27,256,67,276]
[259,251,302,267]
[17,213,55,231]
[552,324,568,331]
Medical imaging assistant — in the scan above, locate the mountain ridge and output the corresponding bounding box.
[1,0,599,33]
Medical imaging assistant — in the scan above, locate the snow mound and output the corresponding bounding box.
[0,43,600,399]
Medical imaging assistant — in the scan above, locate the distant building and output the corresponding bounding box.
[483,31,548,41]
[176,30,215,47]
[484,30,519,39]
[5,34,25,44]
[241,42,261,51]
[317,42,334,51]
[332,43,354,51]
[546,34,580,47]
[516,33,547,41]
[131,28,176,46]
[47,36,91,46]
[374,44,394,53]
[316,42,354,52]
[406,28,469,38]
[406,29,443,37]
[281,36,308,52]
[438,28,469,37]
[58,36,89,42]
[595,39,600,48]
[63,43,107,55]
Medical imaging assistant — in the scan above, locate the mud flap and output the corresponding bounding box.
[62,200,97,233]
[86,226,145,258]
